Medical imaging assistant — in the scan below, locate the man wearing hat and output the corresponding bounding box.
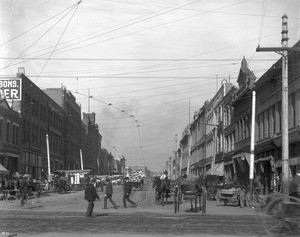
[18,176,28,206]
[123,176,137,208]
[103,177,118,209]
[84,177,99,218]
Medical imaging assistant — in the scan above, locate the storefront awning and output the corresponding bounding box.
[0,164,9,175]
[255,155,273,163]
[203,162,224,176]
[233,152,250,165]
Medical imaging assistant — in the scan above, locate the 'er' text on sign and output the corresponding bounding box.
[0,79,22,100]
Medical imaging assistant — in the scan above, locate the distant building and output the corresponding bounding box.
[82,112,102,174]
[43,87,82,170]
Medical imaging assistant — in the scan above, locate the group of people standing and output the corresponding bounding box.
[84,176,137,218]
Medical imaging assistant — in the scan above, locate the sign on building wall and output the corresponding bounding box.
[0,78,22,100]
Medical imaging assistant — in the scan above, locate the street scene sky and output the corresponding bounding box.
[0,0,300,172]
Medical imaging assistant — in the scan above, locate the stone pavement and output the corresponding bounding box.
[0,184,260,217]
[0,184,267,237]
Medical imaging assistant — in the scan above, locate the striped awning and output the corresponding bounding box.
[0,164,9,175]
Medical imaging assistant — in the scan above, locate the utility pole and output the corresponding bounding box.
[174,134,178,179]
[80,149,83,170]
[249,91,256,200]
[256,14,300,196]
[187,128,192,179]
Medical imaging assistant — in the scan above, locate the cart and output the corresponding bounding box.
[216,187,248,207]
[262,194,300,236]
[174,181,206,214]
[129,177,144,190]
[205,175,224,200]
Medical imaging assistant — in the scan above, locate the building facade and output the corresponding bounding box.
[0,69,109,179]
[43,87,82,170]
[179,42,300,193]
[0,97,21,175]
[14,70,65,179]
[222,86,237,183]
[179,124,190,175]
[253,41,300,194]
[231,57,256,185]
[82,112,102,174]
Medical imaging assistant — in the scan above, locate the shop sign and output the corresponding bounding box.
[0,78,22,100]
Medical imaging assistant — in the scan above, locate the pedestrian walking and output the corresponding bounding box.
[103,177,118,209]
[123,176,137,208]
[18,176,28,206]
[84,177,99,218]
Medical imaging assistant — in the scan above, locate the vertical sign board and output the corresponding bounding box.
[0,78,22,100]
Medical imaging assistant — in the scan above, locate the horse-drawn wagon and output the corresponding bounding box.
[216,187,248,207]
[152,176,175,205]
[174,180,207,214]
[205,174,224,200]
[128,170,145,190]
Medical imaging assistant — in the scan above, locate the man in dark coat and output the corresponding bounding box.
[18,176,28,206]
[84,177,99,218]
[123,176,137,208]
[103,177,118,209]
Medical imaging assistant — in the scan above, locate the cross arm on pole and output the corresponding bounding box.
[256,46,300,52]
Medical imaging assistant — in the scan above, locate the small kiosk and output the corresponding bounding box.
[53,169,92,191]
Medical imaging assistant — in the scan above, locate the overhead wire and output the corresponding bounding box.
[0,4,78,72]
[34,1,82,83]
[43,0,248,58]
[0,2,78,48]
[249,0,267,64]
[2,0,202,69]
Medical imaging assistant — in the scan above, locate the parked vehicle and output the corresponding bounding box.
[174,179,207,214]
[204,175,224,200]
[216,187,248,207]
[127,170,146,190]
[52,171,70,193]
[23,174,42,197]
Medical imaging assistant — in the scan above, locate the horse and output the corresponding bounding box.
[152,176,171,206]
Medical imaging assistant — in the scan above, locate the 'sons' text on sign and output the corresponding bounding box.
[0,79,22,100]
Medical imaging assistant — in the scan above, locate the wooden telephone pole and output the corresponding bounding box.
[256,15,300,196]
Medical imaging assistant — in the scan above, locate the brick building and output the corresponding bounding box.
[0,97,21,175]
[43,87,81,170]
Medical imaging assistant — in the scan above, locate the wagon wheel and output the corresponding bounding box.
[200,188,207,214]
[175,189,181,214]
[207,187,214,201]
[262,194,300,237]
[240,197,245,208]
[216,189,221,206]
[174,190,178,214]
[154,190,158,204]
[245,192,251,207]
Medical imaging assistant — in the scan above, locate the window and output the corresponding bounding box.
[13,125,15,144]
[290,93,296,127]
[271,105,276,135]
[265,110,269,138]
[0,119,2,140]
[277,102,282,132]
[16,126,19,145]
[7,122,10,143]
